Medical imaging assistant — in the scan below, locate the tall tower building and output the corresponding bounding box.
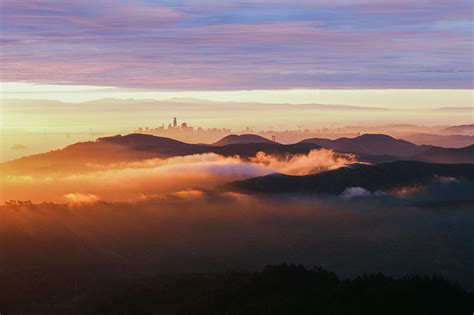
[173,117,177,128]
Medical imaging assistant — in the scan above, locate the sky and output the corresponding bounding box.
[0,0,473,107]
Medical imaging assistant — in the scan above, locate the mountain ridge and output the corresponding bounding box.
[299,133,427,157]
[2,133,473,175]
[411,145,474,164]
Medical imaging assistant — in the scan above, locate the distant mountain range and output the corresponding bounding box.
[298,134,473,162]
[411,145,474,164]
[399,134,474,148]
[225,161,474,195]
[6,98,471,113]
[440,124,473,135]
[0,98,390,111]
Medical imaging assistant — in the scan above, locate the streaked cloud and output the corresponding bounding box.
[0,0,472,89]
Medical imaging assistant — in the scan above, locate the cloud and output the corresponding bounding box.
[340,187,372,199]
[0,0,471,89]
[1,150,359,203]
[3,149,472,204]
[250,149,358,175]
[389,177,474,202]
[64,192,99,204]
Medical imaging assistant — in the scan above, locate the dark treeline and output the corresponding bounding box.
[2,264,472,314]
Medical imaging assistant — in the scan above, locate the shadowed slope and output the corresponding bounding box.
[226,161,474,195]
[0,134,211,174]
[411,145,474,164]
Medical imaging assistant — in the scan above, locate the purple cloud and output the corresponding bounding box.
[0,0,472,89]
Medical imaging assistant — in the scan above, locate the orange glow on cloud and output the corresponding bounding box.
[64,193,100,204]
[250,149,358,175]
[1,150,358,203]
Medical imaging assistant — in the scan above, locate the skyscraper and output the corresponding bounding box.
[173,117,177,128]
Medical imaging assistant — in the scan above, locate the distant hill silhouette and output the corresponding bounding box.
[99,133,212,156]
[299,134,474,163]
[399,134,474,148]
[226,161,474,195]
[0,134,210,174]
[411,145,474,164]
[213,134,275,146]
[300,134,426,157]
[441,124,474,135]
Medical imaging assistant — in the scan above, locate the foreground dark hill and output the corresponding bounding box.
[2,263,471,314]
[300,134,426,157]
[0,134,321,174]
[71,265,474,314]
[227,161,474,195]
[213,134,274,145]
[411,145,474,164]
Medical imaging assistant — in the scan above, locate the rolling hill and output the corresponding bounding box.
[410,145,474,164]
[3,133,472,176]
[0,134,321,174]
[226,161,474,195]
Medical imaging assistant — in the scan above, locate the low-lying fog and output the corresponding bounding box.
[1,149,357,203]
